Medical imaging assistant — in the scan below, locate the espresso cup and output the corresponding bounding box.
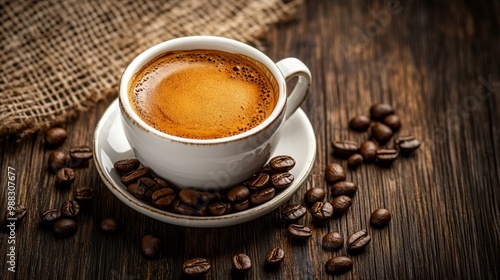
[119,36,311,189]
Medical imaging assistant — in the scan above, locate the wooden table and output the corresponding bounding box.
[1,0,499,279]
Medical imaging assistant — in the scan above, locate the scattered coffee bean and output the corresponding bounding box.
[331,181,358,197]
[246,172,270,190]
[325,163,346,184]
[310,201,334,220]
[140,234,161,259]
[349,115,371,131]
[45,127,67,148]
[55,167,75,187]
[383,114,401,131]
[304,188,326,204]
[287,224,312,240]
[347,154,363,169]
[60,200,80,218]
[371,122,393,144]
[396,136,421,155]
[265,247,285,266]
[370,208,392,228]
[250,187,275,205]
[4,204,27,221]
[332,140,359,157]
[151,188,175,208]
[183,258,211,278]
[121,167,151,185]
[271,172,294,189]
[227,185,250,203]
[281,204,307,222]
[322,232,343,251]
[360,140,378,162]
[48,150,67,172]
[53,218,78,238]
[331,195,352,215]
[232,253,252,273]
[325,256,353,275]
[370,103,394,120]
[100,217,120,233]
[113,158,140,174]
[208,202,229,216]
[73,186,95,201]
[41,209,61,224]
[269,155,296,171]
[347,230,371,253]
[69,146,93,162]
[376,149,399,165]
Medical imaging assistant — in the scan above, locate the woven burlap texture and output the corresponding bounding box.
[0,0,303,139]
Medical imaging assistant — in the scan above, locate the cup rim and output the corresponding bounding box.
[119,35,287,144]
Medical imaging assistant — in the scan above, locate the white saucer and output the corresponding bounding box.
[93,99,316,227]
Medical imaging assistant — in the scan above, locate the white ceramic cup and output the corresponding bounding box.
[119,36,311,190]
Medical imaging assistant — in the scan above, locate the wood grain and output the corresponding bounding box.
[1,0,499,279]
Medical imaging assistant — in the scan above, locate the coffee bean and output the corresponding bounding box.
[227,185,250,203]
[370,103,394,120]
[310,201,334,220]
[261,164,279,175]
[48,150,67,172]
[304,188,326,204]
[322,232,343,251]
[271,172,294,189]
[347,230,371,253]
[179,188,203,207]
[395,136,421,155]
[45,127,67,148]
[113,158,140,174]
[347,154,363,169]
[4,204,27,221]
[74,186,94,201]
[349,115,371,131]
[233,199,250,212]
[121,167,151,185]
[376,149,399,165]
[370,208,392,228]
[332,140,359,157]
[208,202,228,216]
[331,195,352,214]
[127,183,146,199]
[325,163,346,184]
[68,146,93,167]
[172,200,201,216]
[250,187,275,205]
[140,235,161,259]
[325,256,353,275]
[100,217,120,233]
[281,204,307,222]
[151,188,175,208]
[331,181,357,197]
[61,200,80,218]
[153,177,170,189]
[360,140,378,162]
[41,209,61,224]
[371,122,393,144]
[269,155,296,172]
[232,253,252,272]
[55,167,75,187]
[265,247,285,266]
[246,172,270,190]
[383,114,401,131]
[53,219,78,238]
[137,177,160,198]
[183,258,211,278]
[287,224,312,240]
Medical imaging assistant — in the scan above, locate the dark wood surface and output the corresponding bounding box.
[1,0,499,279]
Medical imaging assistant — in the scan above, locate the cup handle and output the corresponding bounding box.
[276,58,312,119]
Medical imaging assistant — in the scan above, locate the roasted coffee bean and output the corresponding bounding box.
[349,115,371,131]
[48,150,67,172]
[347,154,363,169]
[261,164,279,175]
[68,146,93,167]
[173,200,203,216]
[383,114,401,131]
[311,201,334,220]
[371,122,393,144]
[53,219,78,238]
[45,127,67,148]
[332,140,359,157]
[140,235,161,259]
[325,163,346,184]
[288,224,312,240]
[265,247,285,266]
[4,204,27,221]
[56,167,75,187]
[183,258,211,278]
[246,172,270,190]
[325,256,353,275]
[154,177,170,189]
[347,230,371,253]
[233,199,250,212]
[331,181,358,197]
[304,188,326,204]
[152,188,175,208]
[127,183,146,199]
[370,208,392,228]
[137,177,160,198]
[322,232,343,251]
[370,103,394,120]
[269,155,296,171]
[208,202,228,216]
[281,204,307,222]
[200,192,219,204]
[121,167,151,185]
[227,185,250,203]
[41,209,61,224]
[360,140,378,162]
[250,187,275,205]
[396,136,421,155]
[331,195,352,214]
[61,200,80,218]
[100,217,120,233]
[74,187,94,201]
[376,149,399,165]
[232,253,252,272]
[179,188,203,207]
[271,172,294,189]
[113,159,140,174]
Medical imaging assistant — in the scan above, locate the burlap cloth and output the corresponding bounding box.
[0,0,303,140]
